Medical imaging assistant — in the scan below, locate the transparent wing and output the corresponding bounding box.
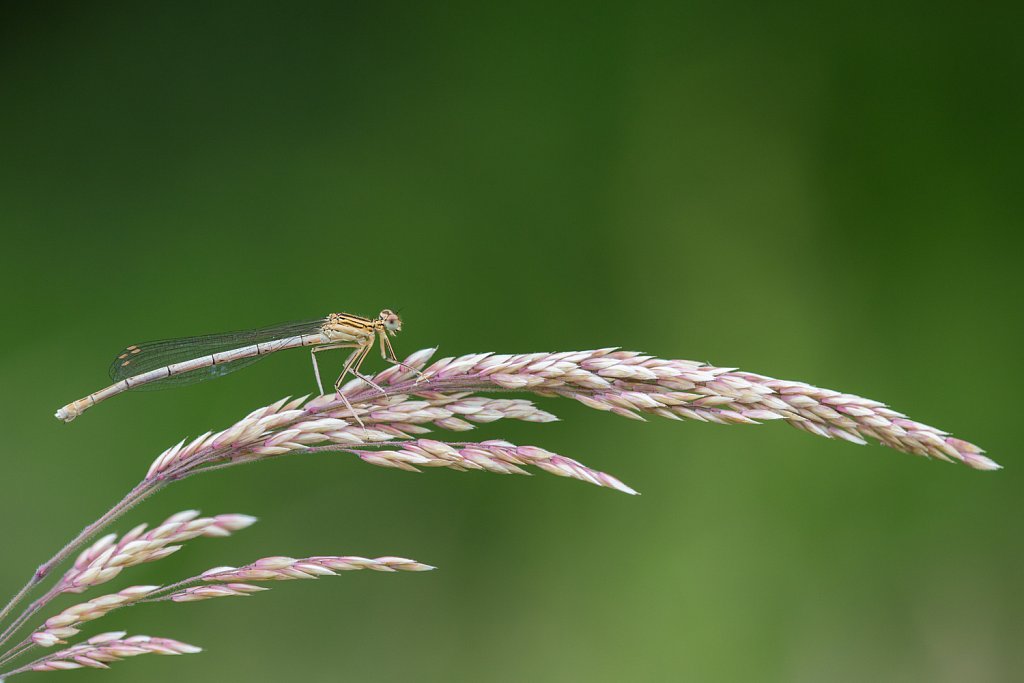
[108,318,325,391]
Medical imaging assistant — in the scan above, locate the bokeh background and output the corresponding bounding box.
[1,2,1021,681]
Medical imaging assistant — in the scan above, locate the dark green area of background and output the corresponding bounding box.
[1,2,1021,681]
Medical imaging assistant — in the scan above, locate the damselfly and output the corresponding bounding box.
[55,310,407,423]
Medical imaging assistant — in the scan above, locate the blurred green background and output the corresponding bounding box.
[1,2,1021,681]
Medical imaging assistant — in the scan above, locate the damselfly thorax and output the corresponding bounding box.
[55,309,409,423]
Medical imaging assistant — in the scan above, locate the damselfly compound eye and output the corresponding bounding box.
[382,311,402,333]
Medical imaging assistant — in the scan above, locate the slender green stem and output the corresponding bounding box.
[0,645,56,680]
[0,639,30,670]
[0,586,60,657]
[0,479,165,650]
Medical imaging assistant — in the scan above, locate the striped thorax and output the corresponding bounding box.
[322,309,402,343]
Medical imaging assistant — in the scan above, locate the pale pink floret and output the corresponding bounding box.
[59,512,257,593]
[160,556,433,603]
[31,633,200,672]
[346,439,639,495]
[32,585,162,646]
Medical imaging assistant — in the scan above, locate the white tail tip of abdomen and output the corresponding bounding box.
[55,405,79,422]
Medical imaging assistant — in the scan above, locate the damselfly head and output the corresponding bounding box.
[379,309,402,335]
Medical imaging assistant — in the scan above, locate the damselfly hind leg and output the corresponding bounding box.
[341,342,389,396]
[336,392,366,430]
[333,343,370,393]
[327,344,372,429]
[312,343,360,396]
[310,348,325,395]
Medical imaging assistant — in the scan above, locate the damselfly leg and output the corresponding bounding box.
[337,343,386,395]
[379,331,426,382]
[310,343,357,395]
[309,342,375,429]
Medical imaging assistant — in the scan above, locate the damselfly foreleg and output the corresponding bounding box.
[379,332,426,382]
